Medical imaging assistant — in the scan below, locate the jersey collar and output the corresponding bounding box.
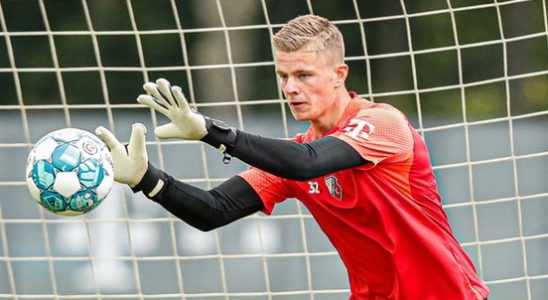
[301,91,371,140]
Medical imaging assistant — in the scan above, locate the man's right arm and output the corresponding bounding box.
[134,163,264,232]
[95,124,264,232]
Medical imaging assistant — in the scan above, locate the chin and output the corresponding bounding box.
[290,112,310,122]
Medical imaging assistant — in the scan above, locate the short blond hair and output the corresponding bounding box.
[272,14,345,64]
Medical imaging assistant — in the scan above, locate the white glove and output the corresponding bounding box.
[95,123,148,187]
[137,78,207,140]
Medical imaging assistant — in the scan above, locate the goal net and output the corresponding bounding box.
[0,0,547,299]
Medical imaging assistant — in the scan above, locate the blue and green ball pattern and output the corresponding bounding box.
[26,128,113,216]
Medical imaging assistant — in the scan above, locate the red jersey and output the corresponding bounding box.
[239,92,489,300]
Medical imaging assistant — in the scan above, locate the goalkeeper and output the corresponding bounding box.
[96,14,489,300]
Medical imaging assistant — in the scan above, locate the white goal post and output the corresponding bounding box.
[0,0,547,299]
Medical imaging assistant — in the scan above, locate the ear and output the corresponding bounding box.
[333,63,349,88]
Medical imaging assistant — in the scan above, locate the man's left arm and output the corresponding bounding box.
[138,78,366,181]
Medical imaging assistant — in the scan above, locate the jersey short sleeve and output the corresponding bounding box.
[238,167,292,215]
[332,105,414,166]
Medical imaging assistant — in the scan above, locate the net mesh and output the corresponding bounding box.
[0,0,547,299]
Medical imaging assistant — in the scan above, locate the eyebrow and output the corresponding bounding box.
[276,69,314,76]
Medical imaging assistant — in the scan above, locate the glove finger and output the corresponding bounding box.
[128,123,147,158]
[171,86,192,114]
[137,95,170,116]
[95,126,122,151]
[143,82,172,109]
[154,123,178,139]
[156,78,178,107]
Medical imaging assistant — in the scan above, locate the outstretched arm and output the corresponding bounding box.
[215,133,364,181]
[135,165,263,231]
[138,78,366,181]
[95,124,264,231]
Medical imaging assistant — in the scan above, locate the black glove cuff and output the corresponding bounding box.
[132,162,167,200]
[201,117,238,156]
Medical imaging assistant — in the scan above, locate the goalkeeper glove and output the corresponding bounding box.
[95,123,148,187]
[137,78,238,159]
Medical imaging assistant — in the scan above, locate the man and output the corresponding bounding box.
[95,14,489,300]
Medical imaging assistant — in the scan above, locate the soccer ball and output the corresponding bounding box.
[26,128,114,216]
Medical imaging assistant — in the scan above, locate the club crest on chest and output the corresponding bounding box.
[324,176,343,201]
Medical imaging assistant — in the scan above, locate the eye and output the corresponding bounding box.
[278,74,288,82]
[298,74,310,80]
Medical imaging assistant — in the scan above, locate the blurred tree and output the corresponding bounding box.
[0,0,545,120]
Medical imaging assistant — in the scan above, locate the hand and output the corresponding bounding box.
[137,78,207,140]
[95,123,148,187]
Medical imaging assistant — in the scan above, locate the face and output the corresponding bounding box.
[275,48,346,122]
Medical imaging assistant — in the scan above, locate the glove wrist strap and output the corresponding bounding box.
[201,117,238,163]
[132,162,167,199]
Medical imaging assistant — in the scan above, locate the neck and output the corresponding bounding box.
[311,90,353,136]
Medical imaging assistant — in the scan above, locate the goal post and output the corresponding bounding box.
[0,0,547,299]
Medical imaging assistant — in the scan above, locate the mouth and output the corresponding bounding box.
[289,101,306,108]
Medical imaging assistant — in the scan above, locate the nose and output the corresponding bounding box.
[283,77,299,96]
